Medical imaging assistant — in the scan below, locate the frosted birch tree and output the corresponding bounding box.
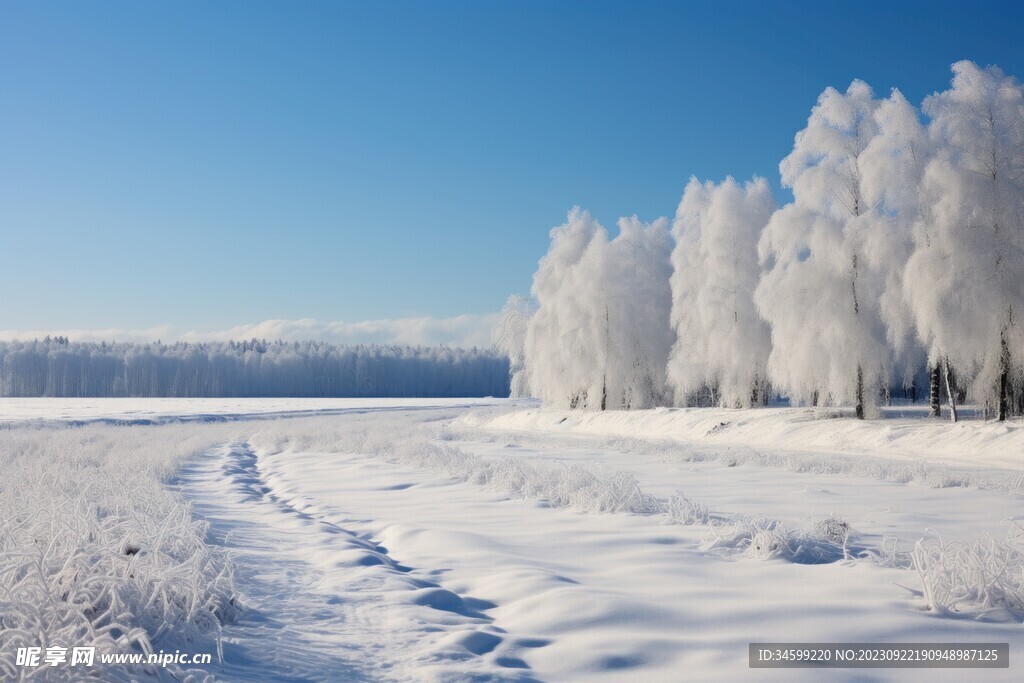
[904,61,1024,420]
[755,80,889,418]
[601,215,674,409]
[523,207,603,409]
[668,177,775,407]
[666,178,714,404]
[524,208,673,409]
[858,88,930,409]
[491,294,537,398]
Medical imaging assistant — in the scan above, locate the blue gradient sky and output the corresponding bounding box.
[2,1,1022,343]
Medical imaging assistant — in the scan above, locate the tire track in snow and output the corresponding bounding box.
[178,441,536,682]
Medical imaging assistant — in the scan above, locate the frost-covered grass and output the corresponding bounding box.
[252,420,664,515]
[703,515,855,564]
[455,407,1024,621]
[250,417,860,565]
[913,523,1024,622]
[0,423,240,681]
[665,492,709,525]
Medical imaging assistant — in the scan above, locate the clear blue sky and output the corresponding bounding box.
[2,1,1021,341]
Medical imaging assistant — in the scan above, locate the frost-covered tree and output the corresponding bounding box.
[904,61,1024,420]
[491,294,536,398]
[666,178,713,404]
[524,208,673,409]
[0,339,510,398]
[524,207,604,408]
[755,80,890,418]
[601,215,674,409]
[668,177,775,407]
[858,88,930,408]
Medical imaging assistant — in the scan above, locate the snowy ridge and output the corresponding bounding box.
[244,407,1024,680]
[467,406,1024,470]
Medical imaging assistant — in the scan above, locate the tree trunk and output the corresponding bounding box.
[601,305,609,411]
[855,365,864,419]
[929,364,941,418]
[943,358,958,423]
[998,333,1009,422]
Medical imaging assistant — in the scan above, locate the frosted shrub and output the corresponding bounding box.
[912,525,1024,621]
[812,516,853,546]
[666,492,710,525]
[703,516,849,564]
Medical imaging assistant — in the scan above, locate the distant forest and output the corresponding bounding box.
[0,338,510,398]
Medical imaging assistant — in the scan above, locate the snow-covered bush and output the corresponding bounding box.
[666,492,710,525]
[703,515,851,564]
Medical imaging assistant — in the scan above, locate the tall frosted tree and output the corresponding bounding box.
[858,88,930,407]
[523,207,603,409]
[601,215,674,409]
[666,178,713,404]
[667,177,775,407]
[524,208,673,409]
[904,61,1024,420]
[491,294,537,398]
[755,80,890,418]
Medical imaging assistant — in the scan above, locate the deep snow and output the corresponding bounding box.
[2,398,1022,681]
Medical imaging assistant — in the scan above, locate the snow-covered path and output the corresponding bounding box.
[180,439,534,682]
[159,402,1024,681]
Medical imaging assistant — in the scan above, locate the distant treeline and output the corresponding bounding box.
[0,338,510,398]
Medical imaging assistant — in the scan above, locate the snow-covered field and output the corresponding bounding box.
[2,398,1022,681]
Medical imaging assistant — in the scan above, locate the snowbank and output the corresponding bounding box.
[467,405,1024,470]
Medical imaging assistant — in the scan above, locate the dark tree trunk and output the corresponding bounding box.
[998,334,1009,422]
[601,305,609,411]
[943,358,958,423]
[929,364,941,418]
[855,365,864,419]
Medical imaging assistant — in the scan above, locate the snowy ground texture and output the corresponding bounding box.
[1,399,1023,682]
